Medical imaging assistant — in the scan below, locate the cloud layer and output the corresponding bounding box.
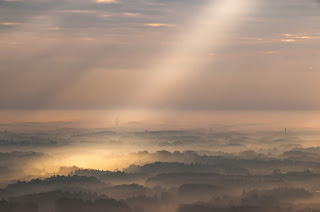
[0,0,320,110]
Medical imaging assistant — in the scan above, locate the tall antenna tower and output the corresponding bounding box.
[284,128,287,136]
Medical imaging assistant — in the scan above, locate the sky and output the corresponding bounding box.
[0,0,320,126]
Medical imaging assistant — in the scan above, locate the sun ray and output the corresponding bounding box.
[132,0,257,107]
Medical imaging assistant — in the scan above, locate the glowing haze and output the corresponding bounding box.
[0,0,320,128]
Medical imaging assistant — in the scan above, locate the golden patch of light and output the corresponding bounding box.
[281,34,320,42]
[95,0,117,3]
[281,39,296,43]
[60,153,111,170]
[297,35,320,40]
[144,23,174,27]
[299,36,312,39]
[56,149,145,171]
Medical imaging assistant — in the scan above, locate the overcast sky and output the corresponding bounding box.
[1,0,320,112]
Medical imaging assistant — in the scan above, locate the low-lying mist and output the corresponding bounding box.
[2,114,320,211]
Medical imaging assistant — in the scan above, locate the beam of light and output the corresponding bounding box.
[132,0,257,107]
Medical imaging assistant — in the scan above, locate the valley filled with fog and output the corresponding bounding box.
[2,120,320,212]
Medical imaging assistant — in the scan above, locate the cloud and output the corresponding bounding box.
[123,12,140,17]
[81,37,95,41]
[58,10,96,14]
[281,39,296,43]
[260,51,277,54]
[0,0,320,110]
[0,22,20,26]
[143,23,173,27]
[95,0,117,3]
[280,34,320,43]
